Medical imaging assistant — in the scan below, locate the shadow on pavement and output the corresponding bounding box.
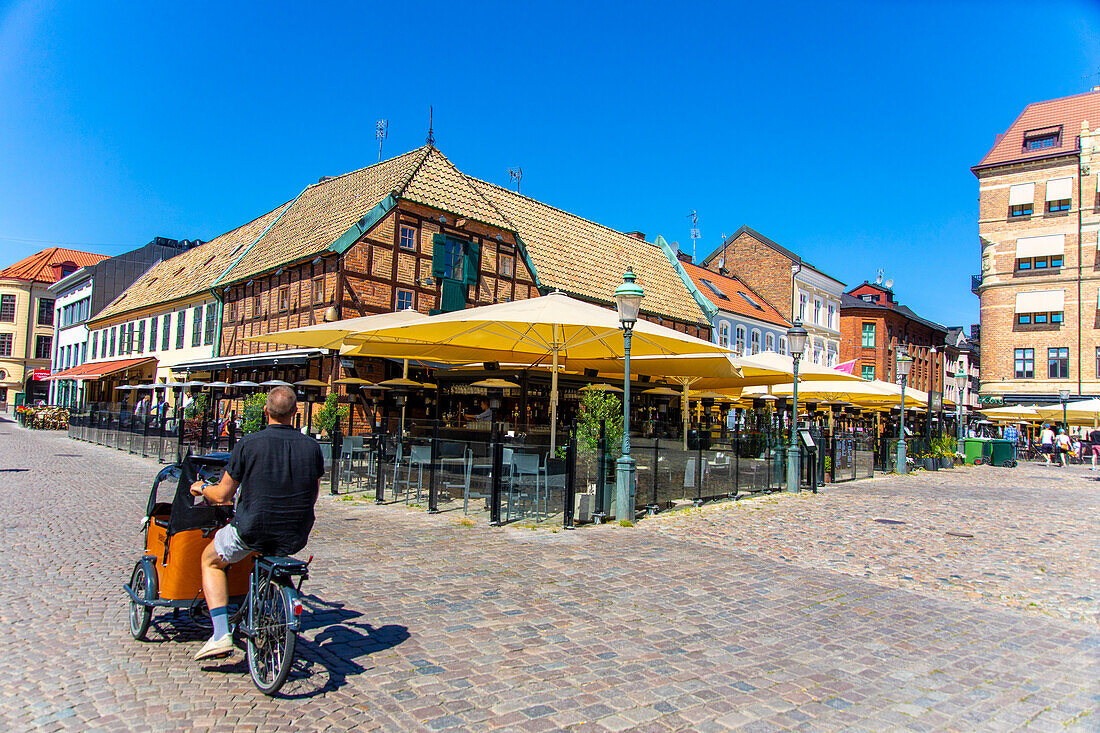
[268,595,410,699]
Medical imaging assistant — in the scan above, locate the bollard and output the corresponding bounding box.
[593,419,607,524]
[563,423,577,529]
[374,433,385,504]
[427,422,440,514]
[330,416,342,495]
[646,436,660,515]
[227,413,237,451]
[489,425,503,526]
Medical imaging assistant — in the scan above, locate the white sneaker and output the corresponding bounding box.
[194,633,234,661]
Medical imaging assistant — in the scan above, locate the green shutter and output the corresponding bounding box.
[441,279,466,312]
[464,240,480,285]
[431,234,447,278]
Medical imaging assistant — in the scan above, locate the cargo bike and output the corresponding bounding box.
[123,452,311,694]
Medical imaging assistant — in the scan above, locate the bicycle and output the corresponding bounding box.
[231,554,311,695]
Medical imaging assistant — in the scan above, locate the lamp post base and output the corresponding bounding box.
[896,439,908,475]
[615,456,636,523]
[786,448,800,493]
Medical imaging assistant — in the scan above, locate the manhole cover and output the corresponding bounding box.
[873,518,906,525]
[946,531,974,538]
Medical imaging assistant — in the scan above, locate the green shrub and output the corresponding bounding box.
[315,392,349,436]
[577,390,623,458]
[183,393,208,419]
[240,393,268,435]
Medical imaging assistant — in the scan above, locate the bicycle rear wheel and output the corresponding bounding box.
[246,580,296,695]
[128,562,154,641]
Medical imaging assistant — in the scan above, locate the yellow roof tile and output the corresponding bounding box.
[89,203,289,324]
[468,178,707,325]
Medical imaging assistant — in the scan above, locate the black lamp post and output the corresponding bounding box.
[785,321,808,493]
[614,268,644,522]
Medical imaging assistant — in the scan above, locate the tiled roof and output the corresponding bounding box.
[680,261,789,327]
[90,204,289,324]
[699,225,842,286]
[974,90,1100,169]
[0,247,108,284]
[220,148,429,284]
[840,292,948,334]
[468,177,707,325]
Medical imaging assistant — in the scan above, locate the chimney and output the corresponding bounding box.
[676,251,693,264]
[624,231,646,241]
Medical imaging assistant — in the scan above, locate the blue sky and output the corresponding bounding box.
[1,0,1098,329]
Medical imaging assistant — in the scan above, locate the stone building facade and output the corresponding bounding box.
[839,281,947,395]
[699,226,843,366]
[973,89,1100,404]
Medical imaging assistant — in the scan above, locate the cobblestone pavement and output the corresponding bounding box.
[1,421,1097,732]
[649,462,1100,626]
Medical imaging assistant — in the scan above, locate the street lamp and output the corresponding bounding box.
[954,370,967,441]
[614,268,644,522]
[1059,388,1071,430]
[785,321,809,493]
[896,349,914,474]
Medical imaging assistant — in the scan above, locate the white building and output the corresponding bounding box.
[46,268,94,407]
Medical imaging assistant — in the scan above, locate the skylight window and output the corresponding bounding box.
[737,291,764,311]
[699,279,729,301]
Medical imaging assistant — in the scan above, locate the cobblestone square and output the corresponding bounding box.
[1,419,1097,731]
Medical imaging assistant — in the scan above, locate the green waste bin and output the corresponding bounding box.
[988,438,1018,467]
[963,437,990,465]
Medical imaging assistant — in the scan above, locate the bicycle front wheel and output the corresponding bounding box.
[247,580,296,695]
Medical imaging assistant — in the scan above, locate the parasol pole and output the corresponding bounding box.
[550,326,560,454]
[682,381,690,450]
[400,358,408,434]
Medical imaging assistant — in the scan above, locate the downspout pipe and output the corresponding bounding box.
[1078,152,1084,397]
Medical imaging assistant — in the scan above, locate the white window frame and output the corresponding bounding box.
[735,326,746,354]
[765,333,775,352]
[778,336,788,356]
[718,322,730,348]
[813,297,822,325]
[750,329,761,355]
[395,288,415,311]
[798,293,807,321]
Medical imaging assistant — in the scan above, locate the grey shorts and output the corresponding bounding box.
[213,524,253,564]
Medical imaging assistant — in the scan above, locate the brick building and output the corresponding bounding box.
[839,281,948,395]
[82,146,709,424]
[944,326,980,417]
[699,226,844,366]
[972,89,1100,405]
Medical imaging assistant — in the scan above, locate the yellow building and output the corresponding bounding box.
[0,248,108,408]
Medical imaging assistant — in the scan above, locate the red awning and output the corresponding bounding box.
[45,357,157,381]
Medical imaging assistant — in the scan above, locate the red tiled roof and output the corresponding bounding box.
[0,247,109,284]
[974,90,1100,169]
[44,357,156,380]
[681,261,790,328]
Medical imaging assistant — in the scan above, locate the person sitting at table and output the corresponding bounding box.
[466,400,492,423]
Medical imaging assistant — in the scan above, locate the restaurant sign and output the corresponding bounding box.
[978,394,1004,406]
[30,369,51,381]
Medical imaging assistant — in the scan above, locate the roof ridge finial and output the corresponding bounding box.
[426,106,435,147]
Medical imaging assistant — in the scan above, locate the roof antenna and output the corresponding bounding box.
[376,119,388,162]
[508,167,523,193]
[687,210,700,260]
[426,106,435,146]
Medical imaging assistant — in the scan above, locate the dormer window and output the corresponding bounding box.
[1023,125,1061,152]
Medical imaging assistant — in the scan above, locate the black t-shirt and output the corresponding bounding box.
[1090,430,1100,445]
[225,424,323,556]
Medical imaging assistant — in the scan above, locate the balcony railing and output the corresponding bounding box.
[971,274,982,295]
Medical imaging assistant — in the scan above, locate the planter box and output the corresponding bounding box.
[922,457,938,471]
[939,456,953,469]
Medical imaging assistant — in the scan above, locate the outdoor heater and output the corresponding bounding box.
[895,349,914,474]
[1059,388,1071,429]
[785,321,808,493]
[614,268,644,522]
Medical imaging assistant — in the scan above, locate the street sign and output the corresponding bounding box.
[30,369,51,381]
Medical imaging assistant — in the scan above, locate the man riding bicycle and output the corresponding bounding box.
[189,386,323,661]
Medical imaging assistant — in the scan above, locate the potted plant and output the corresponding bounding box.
[576,390,623,514]
[314,392,349,439]
[823,454,833,483]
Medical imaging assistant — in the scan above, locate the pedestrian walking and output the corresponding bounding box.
[1089,426,1100,470]
[1040,423,1055,465]
[1056,429,1073,467]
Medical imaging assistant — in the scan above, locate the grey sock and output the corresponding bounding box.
[209,606,230,639]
